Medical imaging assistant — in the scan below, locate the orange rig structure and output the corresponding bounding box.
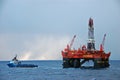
[61,18,111,68]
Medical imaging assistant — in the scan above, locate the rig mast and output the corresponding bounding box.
[87,18,95,50]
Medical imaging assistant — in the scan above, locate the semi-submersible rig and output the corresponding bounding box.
[61,18,111,68]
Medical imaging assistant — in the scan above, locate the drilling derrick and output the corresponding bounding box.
[87,18,95,50]
[61,18,111,68]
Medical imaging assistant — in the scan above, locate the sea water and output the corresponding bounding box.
[0,60,120,80]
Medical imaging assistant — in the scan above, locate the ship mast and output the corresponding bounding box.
[87,18,95,50]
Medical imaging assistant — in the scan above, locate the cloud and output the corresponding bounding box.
[0,34,71,60]
[20,35,71,60]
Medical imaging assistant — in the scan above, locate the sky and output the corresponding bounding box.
[0,0,120,60]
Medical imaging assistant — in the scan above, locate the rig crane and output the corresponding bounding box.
[100,34,106,51]
[69,35,76,49]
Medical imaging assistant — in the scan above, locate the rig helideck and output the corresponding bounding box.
[61,18,111,68]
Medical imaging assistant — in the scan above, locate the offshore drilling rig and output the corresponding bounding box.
[61,18,111,68]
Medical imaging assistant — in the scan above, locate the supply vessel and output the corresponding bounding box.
[61,18,111,68]
[7,55,38,68]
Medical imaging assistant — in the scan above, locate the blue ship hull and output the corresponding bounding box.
[7,63,38,68]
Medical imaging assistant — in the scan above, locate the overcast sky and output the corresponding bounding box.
[0,0,120,60]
